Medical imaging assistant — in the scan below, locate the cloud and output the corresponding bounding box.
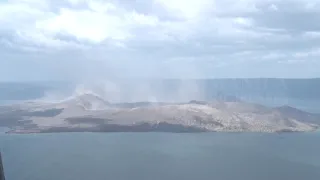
[1,0,320,81]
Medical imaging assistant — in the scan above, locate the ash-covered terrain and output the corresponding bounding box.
[0,93,319,133]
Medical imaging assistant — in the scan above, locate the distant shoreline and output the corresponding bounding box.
[5,126,317,135]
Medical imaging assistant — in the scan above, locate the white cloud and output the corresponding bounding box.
[154,0,215,19]
[234,17,253,26]
[269,4,278,11]
[36,8,129,43]
[1,0,320,80]
[1,0,161,45]
[127,11,159,26]
[293,48,320,58]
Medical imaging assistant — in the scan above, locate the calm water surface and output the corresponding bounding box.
[0,132,320,180]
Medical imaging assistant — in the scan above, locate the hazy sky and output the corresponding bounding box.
[1,0,320,81]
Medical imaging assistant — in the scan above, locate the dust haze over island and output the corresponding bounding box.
[1,0,320,133]
[1,80,320,133]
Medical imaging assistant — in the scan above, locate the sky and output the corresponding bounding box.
[1,0,320,81]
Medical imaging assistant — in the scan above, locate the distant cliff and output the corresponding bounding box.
[1,79,320,101]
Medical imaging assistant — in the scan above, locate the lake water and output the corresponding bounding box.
[0,132,320,180]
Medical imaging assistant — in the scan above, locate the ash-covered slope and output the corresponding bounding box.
[1,93,319,133]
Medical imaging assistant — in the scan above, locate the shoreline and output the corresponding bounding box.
[4,126,317,134]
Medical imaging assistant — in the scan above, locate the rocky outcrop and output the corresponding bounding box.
[1,94,319,133]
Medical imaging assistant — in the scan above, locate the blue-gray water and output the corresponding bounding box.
[0,132,320,180]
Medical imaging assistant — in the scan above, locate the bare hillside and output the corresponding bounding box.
[1,93,319,133]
